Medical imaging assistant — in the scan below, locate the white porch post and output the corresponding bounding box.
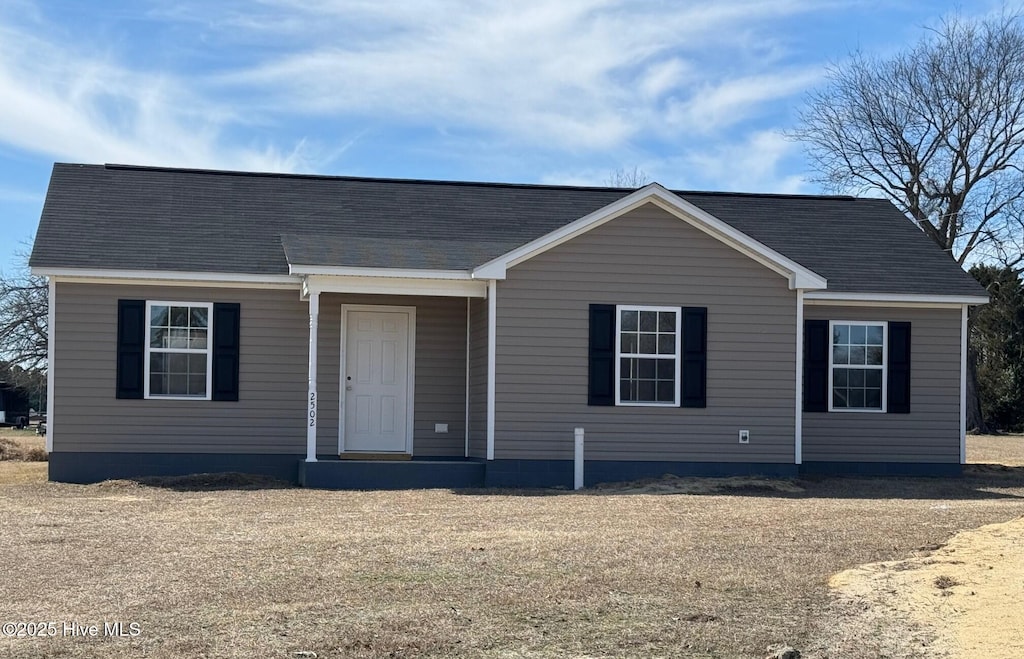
[486,279,496,461]
[306,290,320,462]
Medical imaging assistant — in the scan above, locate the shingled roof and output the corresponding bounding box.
[30,163,985,297]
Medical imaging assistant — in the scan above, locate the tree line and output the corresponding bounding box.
[0,251,47,421]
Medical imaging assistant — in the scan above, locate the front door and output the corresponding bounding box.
[341,308,413,453]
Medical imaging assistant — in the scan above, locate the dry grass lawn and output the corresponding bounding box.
[0,435,1022,658]
[966,432,1024,466]
[0,427,46,460]
[0,428,48,485]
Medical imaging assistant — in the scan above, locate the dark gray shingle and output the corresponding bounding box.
[30,163,985,297]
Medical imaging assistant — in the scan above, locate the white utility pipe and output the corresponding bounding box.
[574,427,584,490]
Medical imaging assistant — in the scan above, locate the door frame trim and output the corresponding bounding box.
[338,304,417,455]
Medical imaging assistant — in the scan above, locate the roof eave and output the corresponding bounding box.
[804,291,990,306]
[32,266,299,288]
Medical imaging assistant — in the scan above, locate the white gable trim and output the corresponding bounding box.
[471,183,828,291]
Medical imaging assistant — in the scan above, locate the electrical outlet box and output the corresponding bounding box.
[434,423,448,433]
[738,430,750,444]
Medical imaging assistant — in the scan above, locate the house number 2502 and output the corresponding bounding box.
[308,392,317,427]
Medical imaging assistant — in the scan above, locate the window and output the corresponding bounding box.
[616,306,681,406]
[145,301,213,399]
[829,321,886,412]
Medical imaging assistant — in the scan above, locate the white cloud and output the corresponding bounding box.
[539,130,808,193]
[203,0,834,150]
[0,185,44,204]
[0,0,841,188]
[675,130,809,193]
[0,21,313,172]
[663,69,823,135]
[539,168,621,187]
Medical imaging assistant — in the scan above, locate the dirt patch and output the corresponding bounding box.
[828,517,1024,657]
[134,471,294,490]
[83,472,293,491]
[591,474,805,495]
[91,478,143,490]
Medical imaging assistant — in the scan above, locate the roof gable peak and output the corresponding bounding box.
[472,183,828,290]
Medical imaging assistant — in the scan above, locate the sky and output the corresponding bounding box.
[0,0,1011,274]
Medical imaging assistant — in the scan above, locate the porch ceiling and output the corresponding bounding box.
[302,273,487,298]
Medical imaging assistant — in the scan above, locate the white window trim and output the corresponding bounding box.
[827,320,887,413]
[144,300,214,401]
[614,305,682,407]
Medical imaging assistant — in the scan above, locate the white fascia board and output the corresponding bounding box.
[804,292,990,307]
[35,267,299,289]
[289,264,472,279]
[471,183,827,290]
[304,274,487,298]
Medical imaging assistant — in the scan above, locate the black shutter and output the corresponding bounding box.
[803,319,829,412]
[116,299,146,399]
[681,307,707,408]
[212,303,241,402]
[887,321,911,413]
[588,304,615,406]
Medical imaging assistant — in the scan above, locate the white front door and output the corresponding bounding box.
[341,308,414,453]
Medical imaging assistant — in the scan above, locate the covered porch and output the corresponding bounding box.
[294,269,497,489]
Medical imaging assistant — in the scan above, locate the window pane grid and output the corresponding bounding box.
[830,322,884,411]
[147,302,212,398]
[618,308,678,405]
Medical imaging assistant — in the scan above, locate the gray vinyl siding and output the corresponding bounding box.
[53,282,309,453]
[54,284,470,457]
[802,305,962,463]
[310,294,468,457]
[467,296,489,458]
[495,203,798,463]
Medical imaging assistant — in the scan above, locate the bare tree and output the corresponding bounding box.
[791,12,1024,268]
[606,167,651,188]
[0,249,48,378]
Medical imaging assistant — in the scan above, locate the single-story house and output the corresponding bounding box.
[30,163,988,488]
